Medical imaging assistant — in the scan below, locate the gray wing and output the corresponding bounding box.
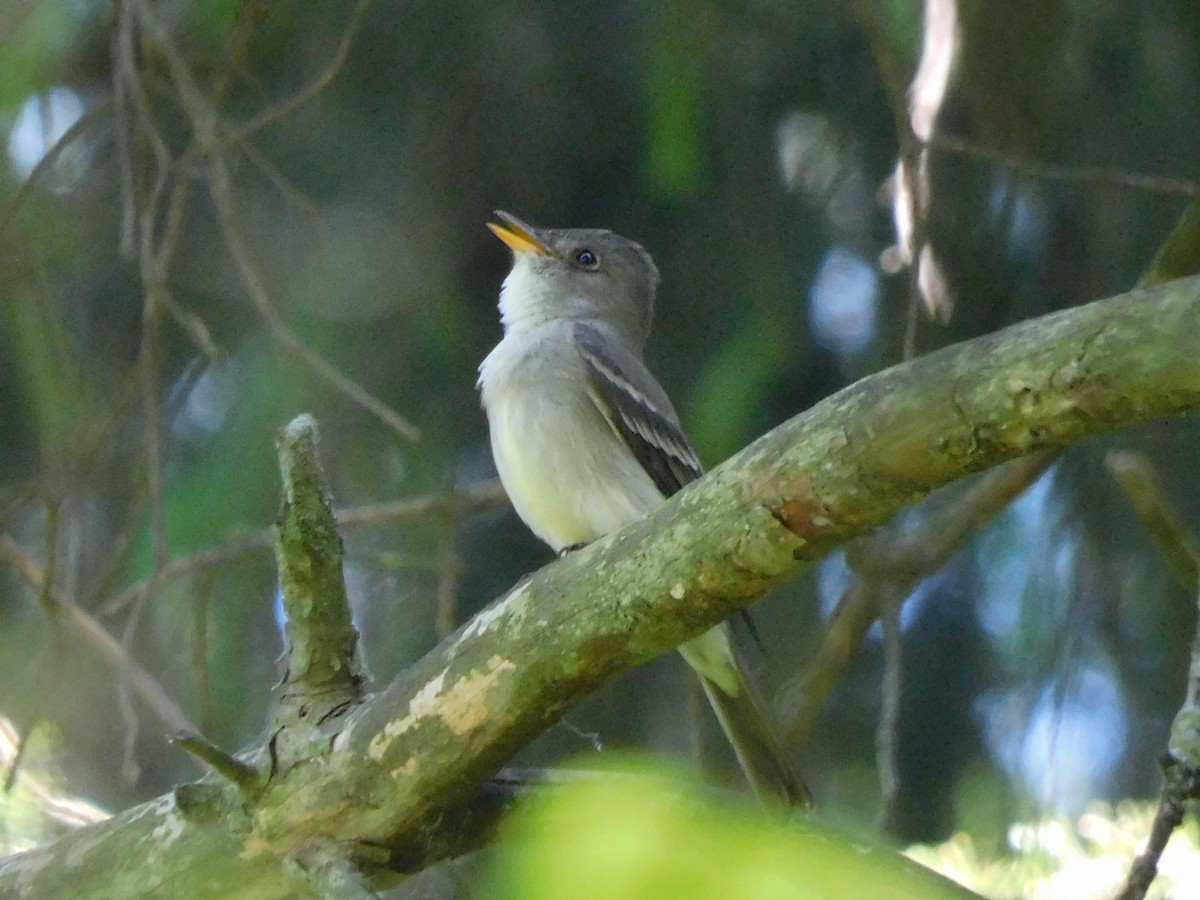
[573,322,703,498]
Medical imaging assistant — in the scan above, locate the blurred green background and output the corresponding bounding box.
[2,0,1199,877]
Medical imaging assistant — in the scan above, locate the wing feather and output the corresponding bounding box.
[573,323,703,498]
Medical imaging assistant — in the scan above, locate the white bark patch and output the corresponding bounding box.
[390,757,419,780]
[458,584,530,642]
[367,668,448,762]
[436,655,516,736]
[366,656,517,765]
[149,806,186,847]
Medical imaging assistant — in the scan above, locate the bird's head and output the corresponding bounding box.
[488,210,659,346]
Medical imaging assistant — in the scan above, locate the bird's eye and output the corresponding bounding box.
[574,248,599,269]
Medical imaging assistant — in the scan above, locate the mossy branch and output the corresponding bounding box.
[271,415,365,769]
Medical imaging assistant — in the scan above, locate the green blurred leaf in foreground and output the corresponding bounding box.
[480,758,983,900]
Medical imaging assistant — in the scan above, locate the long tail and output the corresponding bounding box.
[679,625,811,810]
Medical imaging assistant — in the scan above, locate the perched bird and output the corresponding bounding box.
[478,210,809,808]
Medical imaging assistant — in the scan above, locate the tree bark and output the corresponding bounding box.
[4,276,1200,898]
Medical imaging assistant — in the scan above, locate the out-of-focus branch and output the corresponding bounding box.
[782,451,1054,744]
[930,135,1200,199]
[227,0,374,141]
[0,536,196,737]
[99,480,508,617]
[1116,584,1200,900]
[1106,451,1200,593]
[852,0,958,345]
[128,0,420,443]
[1107,451,1200,900]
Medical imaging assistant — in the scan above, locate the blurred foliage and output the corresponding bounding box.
[909,802,1200,900]
[481,758,982,900]
[0,1,1199,894]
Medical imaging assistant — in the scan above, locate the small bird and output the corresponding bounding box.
[478,210,809,808]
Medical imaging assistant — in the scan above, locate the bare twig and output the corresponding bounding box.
[101,530,273,618]
[207,155,422,441]
[335,481,508,529]
[138,279,170,572]
[434,546,463,639]
[37,497,61,618]
[237,139,326,221]
[169,732,263,797]
[1115,758,1200,900]
[0,536,197,737]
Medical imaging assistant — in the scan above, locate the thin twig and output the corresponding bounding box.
[0,536,197,737]
[931,134,1200,199]
[138,281,170,572]
[169,732,263,797]
[99,480,508,617]
[336,481,508,530]
[1115,586,1200,899]
[227,0,374,142]
[237,139,326,221]
[111,24,137,259]
[207,155,422,440]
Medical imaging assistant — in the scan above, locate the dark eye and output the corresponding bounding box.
[574,248,598,269]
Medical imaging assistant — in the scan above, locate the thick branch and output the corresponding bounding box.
[4,276,1200,896]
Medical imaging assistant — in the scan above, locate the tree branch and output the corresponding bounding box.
[270,415,365,769]
[4,276,1200,896]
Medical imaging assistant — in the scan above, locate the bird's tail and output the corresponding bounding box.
[680,625,811,810]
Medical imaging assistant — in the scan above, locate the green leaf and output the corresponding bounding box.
[482,759,984,900]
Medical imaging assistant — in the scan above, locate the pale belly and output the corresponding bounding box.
[486,386,665,552]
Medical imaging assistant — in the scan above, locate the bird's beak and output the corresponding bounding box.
[488,210,557,258]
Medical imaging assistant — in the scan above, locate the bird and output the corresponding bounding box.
[477,210,809,809]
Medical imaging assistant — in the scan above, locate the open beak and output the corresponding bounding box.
[488,210,557,258]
